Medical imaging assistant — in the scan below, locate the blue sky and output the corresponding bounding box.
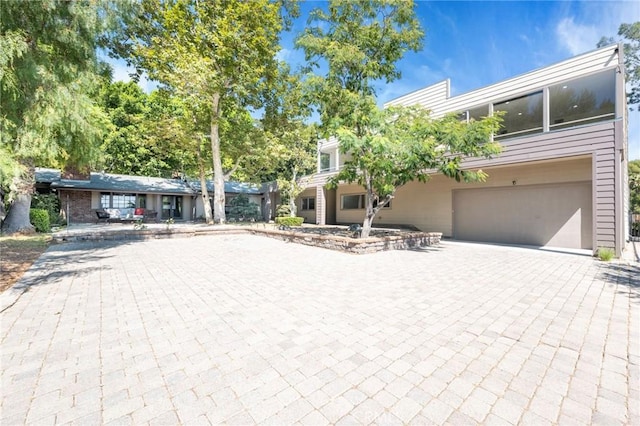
[109,0,640,159]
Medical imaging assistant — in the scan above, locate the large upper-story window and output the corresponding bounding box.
[494,91,543,139]
[549,70,615,130]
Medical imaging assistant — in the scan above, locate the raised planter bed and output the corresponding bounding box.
[52,224,442,254]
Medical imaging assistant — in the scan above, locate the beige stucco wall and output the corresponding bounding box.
[297,188,317,224]
[334,156,592,236]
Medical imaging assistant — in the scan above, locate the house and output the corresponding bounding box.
[298,44,629,255]
[35,168,271,223]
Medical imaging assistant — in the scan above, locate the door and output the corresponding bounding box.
[453,182,592,249]
[161,196,183,219]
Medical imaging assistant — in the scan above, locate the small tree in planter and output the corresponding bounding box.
[228,194,261,222]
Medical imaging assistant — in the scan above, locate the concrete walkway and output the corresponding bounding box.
[1,235,638,425]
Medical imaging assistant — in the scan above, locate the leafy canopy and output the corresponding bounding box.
[327,102,503,208]
[296,0,423,134]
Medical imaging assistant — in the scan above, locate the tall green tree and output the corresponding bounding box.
[1,0,111,233]
[599,22,640,107]
[328,104,502,237]
[299,0,502,237]
[99,82,199,178]
[110,0,296,223]
[260,64,316,217]
[296,0,423,137]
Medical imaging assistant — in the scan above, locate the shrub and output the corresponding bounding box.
[228,194,261,222]
[275,204,291,217]
[596,247,615,262]
[275,216,304,227]
[31,193,62,225]
[29,209,50,233]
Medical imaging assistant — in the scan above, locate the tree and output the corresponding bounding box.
[1,0,111,233]
[100,82,200,178]
[630,159,640,214]
[110,0,295,223]
[260,64,316,217]
[599,22,640,107]
[299,0,502,237]
[327,104,502,237]
[296,0,424,137]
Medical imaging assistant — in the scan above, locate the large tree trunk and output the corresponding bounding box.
[361,184,376,239]
[197,143,213,224]
[2,170,35,234]
[210,93,226,224]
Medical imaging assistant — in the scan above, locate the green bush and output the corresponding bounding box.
[275,204,291,217]
[596,247,615,262]
[29,208,50,233]
[228,194,261,221]
[275,216,304,227]
[31,193,62,224]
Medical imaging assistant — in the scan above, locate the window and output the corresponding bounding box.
[373,199,392,209]
[494,91,543,139]
[549,70,615,130]
[301,197,315,210]
[342,194,365,210]
[100,193,137,208]
[320,153,330,171]
[457,105,489,123]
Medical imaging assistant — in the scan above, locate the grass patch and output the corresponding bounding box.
[596,247,615,262]
[0,234,52,292]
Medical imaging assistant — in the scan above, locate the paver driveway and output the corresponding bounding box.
[1,234,638,425]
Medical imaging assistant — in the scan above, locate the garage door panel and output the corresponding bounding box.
[453,182,592,249]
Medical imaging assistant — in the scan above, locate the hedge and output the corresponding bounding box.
[275,216,304,227]
[30,208,50,233]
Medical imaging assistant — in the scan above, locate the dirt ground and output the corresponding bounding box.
[0,235,51,293]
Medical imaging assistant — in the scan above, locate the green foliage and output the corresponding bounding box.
[1,0,113,230]
[29,209,50,233]
[630,159,640,214]
[596,247,615,261]
[1,0,110,172]
[228,194,261,222]
[327,104,502,235]
[599,21,640,106]
[99,82,199,177]
[297,0,423,134]
[276,204,292,217]
[110,0,296,223]
[275,216,304,227]
[30,193,61,225]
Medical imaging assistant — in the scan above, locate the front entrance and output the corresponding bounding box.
[162,195,183,219]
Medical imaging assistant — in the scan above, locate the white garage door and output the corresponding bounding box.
[453,182,592,249]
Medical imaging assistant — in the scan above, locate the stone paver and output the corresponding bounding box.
[1,234,638,425]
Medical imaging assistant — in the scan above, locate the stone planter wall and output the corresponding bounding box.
[53,225,442,254]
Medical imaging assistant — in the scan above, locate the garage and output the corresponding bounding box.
[453,182,592,250]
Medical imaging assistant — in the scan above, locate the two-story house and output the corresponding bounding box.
[296,44,629,256]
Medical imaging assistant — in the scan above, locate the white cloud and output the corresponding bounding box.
[276,48,291,61]
[556,17,599,55]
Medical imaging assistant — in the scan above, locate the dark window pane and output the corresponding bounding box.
[494,92,543,139]
[342,194,363,209]
[468,105,488,122]
[549,70,615,130]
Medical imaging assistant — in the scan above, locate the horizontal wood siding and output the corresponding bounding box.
[386,46,620,118]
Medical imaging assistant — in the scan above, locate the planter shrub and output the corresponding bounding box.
[30,208,50,233]
[275,216,304,227]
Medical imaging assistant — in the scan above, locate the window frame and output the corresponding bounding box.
[301,197,315,211]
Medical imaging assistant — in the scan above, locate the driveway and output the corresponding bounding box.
[1,235,638,425]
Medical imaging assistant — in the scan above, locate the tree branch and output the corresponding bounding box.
[223,156,243,180]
